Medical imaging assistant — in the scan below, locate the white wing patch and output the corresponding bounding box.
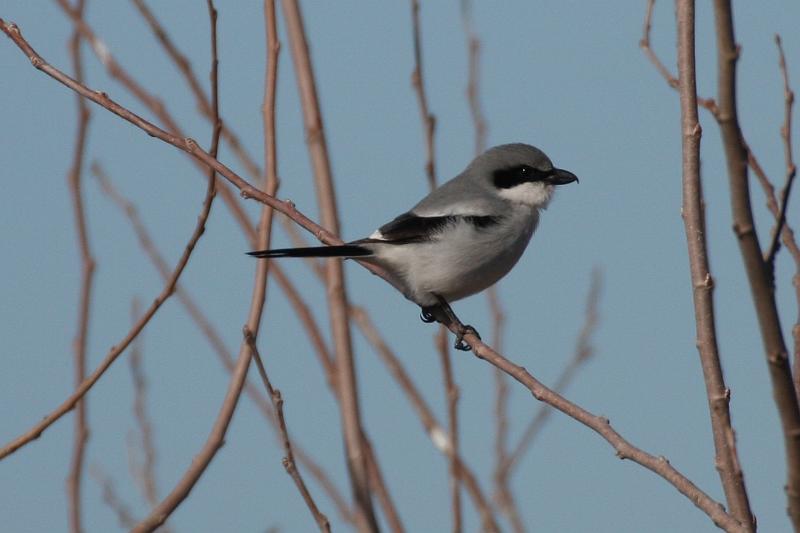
[413,202,492,218]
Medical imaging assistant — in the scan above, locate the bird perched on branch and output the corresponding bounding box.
[249,143,578,350]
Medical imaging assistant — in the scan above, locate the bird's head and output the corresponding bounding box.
[471,143,578,209]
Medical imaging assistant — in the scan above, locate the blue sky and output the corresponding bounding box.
[2,1,799,532]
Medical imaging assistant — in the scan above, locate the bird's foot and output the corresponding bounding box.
[454,324,481,351]
[420,307,437,323]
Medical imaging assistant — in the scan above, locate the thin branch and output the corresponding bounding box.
[675,2,754,529]
[748,147,800,277]
[489,292,512,531]
[131,5,266,528]
[65,1,93,531]
[89,466,137,529]
[280,1,381,530]
[133,0,327,281]
[129,0,208,117]
[640,0,720,117]
[640,0,678,89]
[436,327,462,533]
[494,270,599,533]
[127,299,161,511]
[409,4,462,529]
[502,268,601,478]
[98,166,336,396]
[132,266,257,532]
[460,3,522,529]
[360,435,405,533]
[350,307,500,533]
[55,0,261,258]
[461,0,487,156]
[765,34,797,267]
[409,0,436,190]
[435,317,745,532]
[262,0,280,191]
[96,6,346,525]
[130,0,262,184]
[460,4,518,530]
[0,73,217,461]
[643,0,800,454]
[122,177,221,530]
[710,1,800,527]
[244,328,331,533]
[95,165,353,525]
[251,7,330,531]
[0,18,380,264]
[65,0,411,381]
[763,34,800,402]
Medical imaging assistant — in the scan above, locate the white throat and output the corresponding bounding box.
[497,182,555,209]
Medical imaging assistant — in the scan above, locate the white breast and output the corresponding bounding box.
[369,209,539,307]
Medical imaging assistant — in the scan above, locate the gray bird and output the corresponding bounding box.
[249,143,578,350]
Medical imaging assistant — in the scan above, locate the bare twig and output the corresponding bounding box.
[131,5,267,529]
[409,4,463,529]
[460,4,519,529]
[262,0,281,194]
[765,35,800,397]
[489,292,512,530]
[55,0,261,259]
[95,165,353,525]
[675,2,753,529]
[409,0,436,190]
[352,435,401,533]
[644,3,800,490]
[640,0,720,117]
[747,137,800,411]
[131,0,262,184]
[0,32,219,456]
[132,270,256,532]
[249,7,330,531]
[502,268,601,478]
[89,466,137,529]
[765,35,797,268]
[127,299,162,512]
[244,328,331,533]
[133,0,325,281]
[280,2,381,530]
[436,328,462,533]
[350,307,500,533]
[461,0,487,157]
[0,18,390,268]
[710,1,800,527]
[88,4,353,507]
[640,0,678,89]
[436,318,745,532]
[65,1,93,531]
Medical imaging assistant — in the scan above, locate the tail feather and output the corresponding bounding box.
[247,244,372,258]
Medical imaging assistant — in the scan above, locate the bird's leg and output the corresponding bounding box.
[432,294,481,351]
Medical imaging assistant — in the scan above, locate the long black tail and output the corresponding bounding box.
[247,244,372,258]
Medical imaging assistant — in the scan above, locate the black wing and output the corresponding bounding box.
[355,212,501,245]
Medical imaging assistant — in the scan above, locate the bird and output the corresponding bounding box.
[249,143,578,350]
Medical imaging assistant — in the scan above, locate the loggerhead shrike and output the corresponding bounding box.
[249,143,578,350]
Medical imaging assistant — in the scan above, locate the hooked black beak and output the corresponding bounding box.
[545,167,579,185]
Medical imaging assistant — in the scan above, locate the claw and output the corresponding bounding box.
[453,324,481,351]
[420,308,436,323]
